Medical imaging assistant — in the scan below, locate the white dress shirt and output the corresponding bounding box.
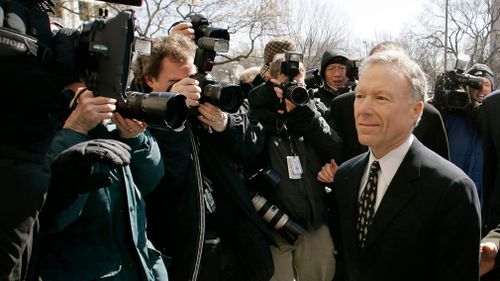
[358,135,414,212]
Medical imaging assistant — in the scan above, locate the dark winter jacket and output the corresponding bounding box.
[248,82,343,230]
[315,50,354,107]
[146,105,274,281]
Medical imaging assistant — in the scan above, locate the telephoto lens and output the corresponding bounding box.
[252,194,306,244]
[117,91,188,130]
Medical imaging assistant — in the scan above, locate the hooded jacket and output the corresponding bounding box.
[316,50,353,108]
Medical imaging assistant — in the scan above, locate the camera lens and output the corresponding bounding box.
[118,92,188,129]
[286,84,310,106]
[203,84,244,113]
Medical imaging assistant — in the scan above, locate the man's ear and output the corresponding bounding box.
[413,100,424,122]
[144,75,155,88]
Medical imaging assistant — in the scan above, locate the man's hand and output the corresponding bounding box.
[170,77,201,107]
[112,112,147,139]
[169,22,195,41]
[480,242,498,276]
[63,89,116,134]
[198,102,228,132]
[317,159,338,183]
[50,139,131,195]
[269,78,297,114]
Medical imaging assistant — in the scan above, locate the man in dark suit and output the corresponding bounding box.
[329,41,449,163]
[481,89,500,280]
[331,92,449,162]
[321,50,481,281]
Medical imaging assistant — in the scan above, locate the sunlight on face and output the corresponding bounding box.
[354,62,423,158]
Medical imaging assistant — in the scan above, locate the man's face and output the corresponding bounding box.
[354,63,423,158]
[324,63,348,90]
[469,77,492,103]
[146,56,196,92]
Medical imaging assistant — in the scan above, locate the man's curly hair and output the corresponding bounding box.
[133,34,196,91]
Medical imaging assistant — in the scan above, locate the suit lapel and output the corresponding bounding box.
[363,140,423,250]
[339,154,369,257]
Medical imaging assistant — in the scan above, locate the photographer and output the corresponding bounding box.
[0,0,80,279]
[135,34,274,281]
[315,49,354,108]
[37,89,168,281]
[247,55,343,281]
[437,63,495,206]
[251,38,296,87]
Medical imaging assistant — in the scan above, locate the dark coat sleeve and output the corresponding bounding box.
[286,99,343,164]
[414,103,450,160]
[215,100,266,161]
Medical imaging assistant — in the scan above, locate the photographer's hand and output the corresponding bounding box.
[170,22,195,41]
[63,89,116,135]
[269,78,297,114]
[50,139,131,195]
[112,112,147,139]
[171,77,201,107]
[198,102,228,132]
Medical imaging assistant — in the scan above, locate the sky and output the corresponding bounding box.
[328,0,429,41]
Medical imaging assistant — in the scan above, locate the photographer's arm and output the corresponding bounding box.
[212,100,267,160]
[112,113,164,196]
[283,95,344,164]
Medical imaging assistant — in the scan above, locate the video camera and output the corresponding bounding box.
[247,167,306,244]
[62,7,188,129]
[280,51,313,106]
[434,55,483,112]
[187,13,244,113]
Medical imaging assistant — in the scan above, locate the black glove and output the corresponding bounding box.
[50,139,132,195]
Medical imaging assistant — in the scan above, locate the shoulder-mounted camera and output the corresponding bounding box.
[434,55,483,112]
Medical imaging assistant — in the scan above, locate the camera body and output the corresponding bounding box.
[434,56,483,112]
[188,13,243,113]
[67,9,188,129]
[247,167,306,244]
[280,52,312,106]
[304,68,323,90]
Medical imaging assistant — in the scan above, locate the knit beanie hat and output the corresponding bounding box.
[466,63,495,89]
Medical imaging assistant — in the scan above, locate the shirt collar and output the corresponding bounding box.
[368,134,414,183]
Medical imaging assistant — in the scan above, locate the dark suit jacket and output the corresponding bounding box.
[330,92,449,163]
[482,91,500,233]
[333,139,480,281]
[481,90,500,280]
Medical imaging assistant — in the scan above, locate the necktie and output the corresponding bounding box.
[357,161,380,248]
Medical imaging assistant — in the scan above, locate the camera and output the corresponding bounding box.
[188,13,244,113]
[280,51,312,106]
[247,167,306,244]
[63,9,188,129]
[304,68,324,90]
[434,55,483,112]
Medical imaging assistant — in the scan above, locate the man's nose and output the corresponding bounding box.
[355,98,374,113]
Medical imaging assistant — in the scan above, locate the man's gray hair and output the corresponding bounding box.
[359,50,428,103]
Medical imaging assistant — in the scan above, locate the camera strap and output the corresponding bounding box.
[0,27,52,63]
